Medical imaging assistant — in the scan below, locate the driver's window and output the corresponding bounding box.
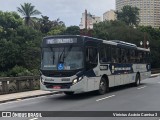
[86,47,98,69]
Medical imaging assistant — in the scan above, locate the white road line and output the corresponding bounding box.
[158,82,160,83]
[137,86,147,90]
[29,118,38,120]
[96,95,115,102]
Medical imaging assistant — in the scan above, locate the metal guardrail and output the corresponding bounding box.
[0,76,40,95]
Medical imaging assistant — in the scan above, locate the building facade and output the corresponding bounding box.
[116,0,160,28]
[79,11,101,29]
[103,10,117,21]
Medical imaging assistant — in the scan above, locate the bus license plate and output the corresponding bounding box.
[53,86,61,89]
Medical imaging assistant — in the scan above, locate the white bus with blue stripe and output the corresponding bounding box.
[40,35,151,95]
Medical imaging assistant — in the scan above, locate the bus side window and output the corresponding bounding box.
[99,45,106,63]
[143,52,146,63]
[130,50,135,63]
[121,48,128,63]
[99,45,111,63]
[116,48,120,63]
[111,46,118,63]
[106,45,111,62]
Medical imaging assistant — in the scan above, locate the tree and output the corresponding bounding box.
[17,3,41,26]
[64,26,80,35]
[116,5,140,27]
[38,15,54,34]
[47,18,66,35]
[0,11,42,76]
[137,26,160,68]
[93,20,145,45]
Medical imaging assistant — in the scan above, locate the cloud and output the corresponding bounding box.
[0,0,115,26]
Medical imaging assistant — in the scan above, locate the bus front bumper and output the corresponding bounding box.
[40,79,87,94]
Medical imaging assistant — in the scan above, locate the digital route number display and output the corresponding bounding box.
[46,38,77,44]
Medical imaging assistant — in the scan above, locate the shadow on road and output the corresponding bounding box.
[109,83,147,93]
[48,83,148,101]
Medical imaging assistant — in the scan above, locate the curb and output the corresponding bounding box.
[0,91,60,104]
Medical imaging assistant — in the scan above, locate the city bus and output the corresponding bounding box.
[40,35,151,95]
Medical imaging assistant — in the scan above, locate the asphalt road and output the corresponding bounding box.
[0,76,160,120]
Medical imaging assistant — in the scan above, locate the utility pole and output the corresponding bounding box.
[85,9,87,29]
[144,32,147,48]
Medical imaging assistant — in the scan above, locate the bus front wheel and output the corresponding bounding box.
[134,74,140,86]
[97,77,108,95]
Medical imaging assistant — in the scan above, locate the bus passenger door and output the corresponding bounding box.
[85,47,98,91]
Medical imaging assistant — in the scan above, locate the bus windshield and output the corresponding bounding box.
[41,46,84,70]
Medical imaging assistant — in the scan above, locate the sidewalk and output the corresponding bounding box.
[0,73,159,103]
[0,90,58,103]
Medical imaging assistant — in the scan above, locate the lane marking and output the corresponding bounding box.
[137,86,147,90]
[158,82,160,83]
[29,118,38,120]
[96,95,115,102]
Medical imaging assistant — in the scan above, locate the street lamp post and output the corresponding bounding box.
[140,41,149,49]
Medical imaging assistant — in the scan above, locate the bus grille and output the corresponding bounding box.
[44,82,72,89]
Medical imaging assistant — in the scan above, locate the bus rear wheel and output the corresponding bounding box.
[64,92,74,96]
[134,74,140,86]
[97,77,108,95]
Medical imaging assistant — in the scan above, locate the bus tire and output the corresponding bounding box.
[64,92,74,96]
[97,77,108,95]
[134,74,140,87]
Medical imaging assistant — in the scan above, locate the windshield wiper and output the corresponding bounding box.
[64,45,72,59]
[58,47,65,63]
[58,45,73,63]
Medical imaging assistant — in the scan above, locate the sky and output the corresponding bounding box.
[0,0,115,26]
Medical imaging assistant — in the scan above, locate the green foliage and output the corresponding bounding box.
[0,11,23,29]
[137,26,160,68]
[93,20,144,45]
[116,5,140,27]
[93,21,126,39]
[47,18,66,35]
[38,15,54,34]
[8,65,32,77]
[0,39,19,69]
[0,11,42,77]
[47,23,66,35]
[64,26,80,35]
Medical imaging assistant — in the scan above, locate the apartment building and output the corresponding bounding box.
[79,11,101,29]
[103,10,117,21]
[116,0,160,28]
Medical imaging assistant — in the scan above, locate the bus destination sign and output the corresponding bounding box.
[47,38,77,44]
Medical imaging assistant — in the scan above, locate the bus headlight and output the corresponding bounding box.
[79,77,83,81]
[72,76,83,85]
[40,77,45,85]
[73,79,78,85]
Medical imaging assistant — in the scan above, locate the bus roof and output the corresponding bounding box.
[137,47,150,52]
[43,35,150,51]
